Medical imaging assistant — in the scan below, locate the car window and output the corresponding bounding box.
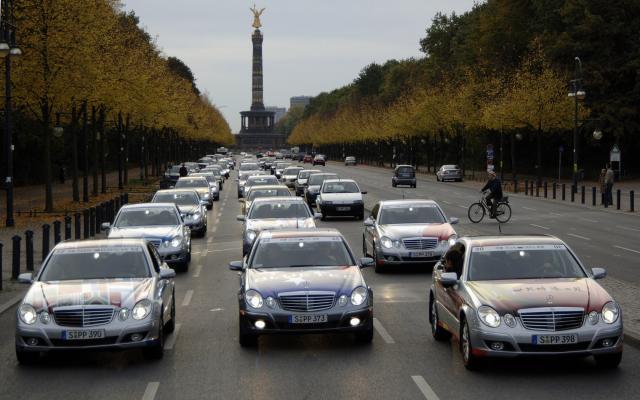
[114,208,179,227]
[397,167,414,175]
[248,189,291,200]
[308,174,337,186]
[153,192,199,206]
[40,246,150,281]
[251,237,354,268]
[248,202,311,219]
[175,179,208,188]
[322,182,359,193]
[147,243,161,273]
[378,204,445,225]
[247,177,279,186]
[468,245,586,281]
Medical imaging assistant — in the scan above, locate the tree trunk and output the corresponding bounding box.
[536,124,542,186]
[99,107,106,194]
[71,105,79,202]
[511,131,517,183]
[42,100,53,212]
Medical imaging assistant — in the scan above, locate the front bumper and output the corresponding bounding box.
[185,218,205,232]
[240,307,373,335]
[319,203,364,217]
[439,173,462,181]
[158,246,189,264]
[376,245,445,265]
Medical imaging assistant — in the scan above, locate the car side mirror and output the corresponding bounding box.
[314,212,322,220]
[361,191,367,195]
[449,217,459,225]
[440,272,458,288]
[229,261,243,271]
[18,273,33,284]
[160,268,176,279]
[364,219,375,227]
[359,257,374,268]
[101,222,111,230]
[200,200,208,206]
[236,215,245,222]
[591,267,607,280]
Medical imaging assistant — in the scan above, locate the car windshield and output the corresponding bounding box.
[175,179,208,188]
[322,182,359,193]
[247,177,279,186]
[40,247,150,281]
[283,168,302,175]
[169,166,181,173]
[397,167,414,175]
[298,171,318,179]
[468,245,586,281]
[443,165,459,170]
[153,192,199,206]
[251,237,353,268]
[115,208,178,227]
[276,163,290,169]
[308,174,337,186]
[248,202,310,219]
[379,204,445,224]
[240,163,259,171]
[248,189,291,200]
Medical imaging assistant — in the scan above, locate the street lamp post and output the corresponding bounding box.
[1,0,22,227]
[54,105,81,202]
[569,57,586,193]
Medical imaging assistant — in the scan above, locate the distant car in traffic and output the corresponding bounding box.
[344,156,357,166]
[281,166,304,188]
[313,155,326,166]
[229,229,374,346]
[436,164,463,182]
[429,235,623,370]
[152,189,208,237]
[241,175,280,198]
[304,172,338,206]
[294,169,321,196]
[240,185,291,215]
[303,154,313,164]
[392,165,416,188]
[316,179,366,220]
[161,165,182,189]
[272,162,290,179]
[174,176,214,209]
[363,200,458,273]
[189,173,220,200]
[15,239,176,364]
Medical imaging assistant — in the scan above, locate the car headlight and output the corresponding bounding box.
[39,311,51,324]
[132,299,152,320]
[119,308,130,321]
[245,290,263,309]
[170,237,182,247]
[602,301,619,324]
[503,313,516,328]
[381,237,393,249]
[192,213,201,221]
[18,304,37,325]
[265,296,276,309]
[588,310,599,325]
[478,306,501,328]
[246,230,257,242]
[204,193,210,199]
[338,295,348,307]
[211,186,218,192]
[447,234,458,246]
[351,287,368,306]
[322,200,333,205]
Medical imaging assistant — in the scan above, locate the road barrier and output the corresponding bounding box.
[552,182,557,199]
[42,224,50,262]
[544,181,548,198]
[11,236,21,280]
[631,191,635,212]
[617,190,621,210]
[581,186,585,204]
[592,187,596,206]
[25,230,34,272]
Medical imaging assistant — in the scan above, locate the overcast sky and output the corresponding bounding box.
[122,0,474,133]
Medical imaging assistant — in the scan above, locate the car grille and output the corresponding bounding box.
[518,342,590,352]
[518,308,584,331]
[278,292,336,312]
[402,237,438,250]
[50,337,119,347]
[54,307,115,327]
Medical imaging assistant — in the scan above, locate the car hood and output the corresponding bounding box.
[466,278,613,314]
[24,278,155,312]
[378,223,455,240]
[320,193,362,202]
[177,205,199,215]
[108,226,181,239]
[246,218,316,231]
[246,266,364,296]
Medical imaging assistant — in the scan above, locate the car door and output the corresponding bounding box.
[434,246,466,332]
[364,203,380,253]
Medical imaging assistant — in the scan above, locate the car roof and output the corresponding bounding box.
[155,189,199,195]
[178,176,207,181]
[251,196,305,204]
[379,199,438,206]
[246,185,289,192]
[54,238,148,250]
[309,172,337,177]
[395,164,414,168]
[120,202,177,210]
[323,178,357,184]
[260,228,343,239]
[300,169,321,173]
[462,235,564,248]
[247,175,278,180]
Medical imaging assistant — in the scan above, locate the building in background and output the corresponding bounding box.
[266,106,287,124]
[290,96,311,109]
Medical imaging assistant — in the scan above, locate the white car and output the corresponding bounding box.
[281,166,304,188]
[316,179,367,220]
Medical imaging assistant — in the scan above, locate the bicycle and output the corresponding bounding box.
[468,192,512,223]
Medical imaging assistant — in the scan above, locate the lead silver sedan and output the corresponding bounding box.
[15,239,176,364]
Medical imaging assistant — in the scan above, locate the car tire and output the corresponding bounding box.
[143,317,164,360]
[186,244,192,262]
[460,318,482,371]
[164,296,176,334]
[16,347,40,365]
[207,204,212,210]
[357,212,364,220]
[594,353,622,369]
[430,296,451,341]
[354,318,374,344]
[239,317,258,347]
[373,247,385,273]
[362,236,369,257]
[392,181,397,188]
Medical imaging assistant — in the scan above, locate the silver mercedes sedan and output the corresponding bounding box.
[363,200,459,272]
[15,239,176,364]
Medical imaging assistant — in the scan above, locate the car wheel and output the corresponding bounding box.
[186,244,192,262]
[594,353,622,369]
[239,316,258,347]
[357,212,364,220]
[392,181,397,188]
[430,296,451,341]
[143,317,164,360]
[207,204,212,210]
[177,260,189,273]
[15,347,40,365]
[164,296,176,334]
[354,318,374,344]
[373,247,385,273]
[362,236,369,257]
[461,318,482,370]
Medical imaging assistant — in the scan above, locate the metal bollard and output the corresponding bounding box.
[53,220,62,244]
[571,186,575,202]
[552,182,556,199]
[592,187,596,206]
[64,215,72,239]
[525,180,529,196]
[25,230,34,272]
[83,209,90,238]
[631,191,635,212]
[0,243,3,290]
[514,180,518,194]
[544,181,548,198]
[96,205,102,234]
[581,186,585,204]
[90,207,96,237]
[562,184,566,201]
[11,235,21,280]
[42,224,50,261]
[535,183,540,197]
[617,190,621,210]
[74,212,81,239]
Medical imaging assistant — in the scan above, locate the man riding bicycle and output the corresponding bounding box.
[481,170,502,218]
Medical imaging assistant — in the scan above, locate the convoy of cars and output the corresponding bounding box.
[15,150,624,372]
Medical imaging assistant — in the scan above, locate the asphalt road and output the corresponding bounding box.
[0,162,639,400]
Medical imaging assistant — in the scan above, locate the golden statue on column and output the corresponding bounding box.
[250,4,265,29]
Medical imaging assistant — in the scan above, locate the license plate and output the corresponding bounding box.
[62,329,106,340]
[336,206,351,211]
[410,251,433,258]
[288,314,328,324]
[532,334,578,345]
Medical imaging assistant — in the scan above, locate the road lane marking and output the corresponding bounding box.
[218,212,222,217]
[192,265,202,278]
[457,205,467,209]
[617,225,640,233]
[442,200,452,205]
[208,247,242,253]
[567,233,591,241]
[550,212,563,217]
[522,206,537,211]
[530,224,550,230]
[613,245,640,254]
[411,376,440,400]
[210,307,224,312]
[182,290,194,307]
[580,218,598,223]
[373,318,395,344]
[164,323,181,350]
[142,382,160,400]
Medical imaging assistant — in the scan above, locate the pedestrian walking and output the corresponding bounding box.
[599,168,606,205]
[179,163,188,177]
[604,163,614,207]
